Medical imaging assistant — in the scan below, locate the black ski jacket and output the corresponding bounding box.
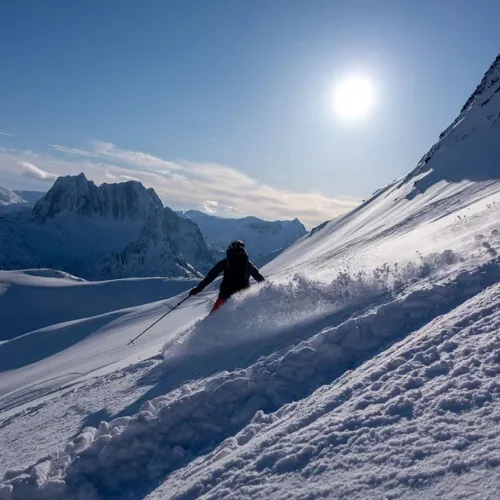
[194,258,265,299]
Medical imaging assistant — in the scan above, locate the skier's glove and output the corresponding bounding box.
[189,288,198,296]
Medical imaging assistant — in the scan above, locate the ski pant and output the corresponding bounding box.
[211,285,249,314]
[210,297,227,313]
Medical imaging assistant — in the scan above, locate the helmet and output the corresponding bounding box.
[227,240,245,251]
[226,240,247,259]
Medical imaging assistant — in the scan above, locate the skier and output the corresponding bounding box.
[189,240,265,313]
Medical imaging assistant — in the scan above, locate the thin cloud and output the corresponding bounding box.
[19,161,57,181]
[105,171,119,180]
[0,143,360,227]
[119,174,141,182]
[91,140,182,172]
[200,200,219,214]
[0,130,15,137]
[51,144,96,157]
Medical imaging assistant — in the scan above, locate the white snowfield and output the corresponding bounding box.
[1,55,500,500]
[0,271,210,415]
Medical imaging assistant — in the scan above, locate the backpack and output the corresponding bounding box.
[225,243,250,285]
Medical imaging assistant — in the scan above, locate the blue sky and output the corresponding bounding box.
[0,0,499,227]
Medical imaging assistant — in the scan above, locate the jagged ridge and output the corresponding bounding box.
[32,173,163,223]
[0,174,216,279]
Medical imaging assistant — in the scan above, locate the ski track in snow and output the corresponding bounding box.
[158,281,500,500]
[1,250,500,499]
[0,252,458,476]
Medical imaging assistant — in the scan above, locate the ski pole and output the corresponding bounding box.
[127,295,190,346]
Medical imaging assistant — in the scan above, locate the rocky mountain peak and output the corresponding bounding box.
[32,173,164,222]
[459,53,500,115]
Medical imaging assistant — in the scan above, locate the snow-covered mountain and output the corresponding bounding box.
[94,206,216,279]
[0,174,215,279]
[0,187,45,206]
[2,55,500,500]
[32,173,163,223]
[180,209,307,258]
[0,186,24,206]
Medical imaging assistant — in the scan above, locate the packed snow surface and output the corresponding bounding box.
[0,270,199,341]
[1,54,500,500]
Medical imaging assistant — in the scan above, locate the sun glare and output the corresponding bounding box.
[332,76,375,121]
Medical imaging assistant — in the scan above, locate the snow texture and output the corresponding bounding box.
[2,253,500,499]
[0,187,24,206]
[0,270,198,341]
[1,54,500,500]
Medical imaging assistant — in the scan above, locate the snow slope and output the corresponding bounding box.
[0,187,46,205]
[180,210,307,259]
[0,186,24,206]
[1,55,500,500]
[1,228,499,499]
[149,274,500,500]
[0,270,199,341]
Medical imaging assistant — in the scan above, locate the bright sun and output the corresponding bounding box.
[332,76,375,121]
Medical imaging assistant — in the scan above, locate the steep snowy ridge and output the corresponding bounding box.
[401,52,500,195]
[0,186,24,206]
[266,55,500,281]
[181,210,307,258]
[0,174,216,279]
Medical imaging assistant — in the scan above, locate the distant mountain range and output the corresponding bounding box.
[0,187,46,206]
[178,210,307,259]
[0,176,307,279]
[13,189,46,203]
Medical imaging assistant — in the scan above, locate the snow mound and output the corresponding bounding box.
[19,269,86,281]
[0,270,198,341]
[160,280,500,500]
[4,251,498,500]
